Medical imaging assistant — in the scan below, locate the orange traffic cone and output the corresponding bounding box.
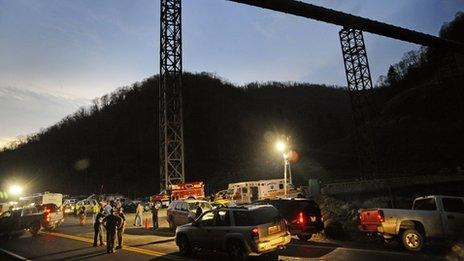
[144,218,149,230]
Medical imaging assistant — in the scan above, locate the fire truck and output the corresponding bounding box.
[228,178,300,204]
[151,181,205,208]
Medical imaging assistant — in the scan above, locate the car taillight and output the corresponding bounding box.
[44,210,50,222]
[377,210,385,223]
[251,227,259,240]
[296,212,306,225]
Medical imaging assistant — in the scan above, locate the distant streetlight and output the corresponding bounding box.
[9,185,23,196]
[275,138,292,196]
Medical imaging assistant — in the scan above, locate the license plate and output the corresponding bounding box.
[268,225,281,234]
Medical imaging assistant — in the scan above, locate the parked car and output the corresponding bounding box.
[63,198,78,214]
[254,198,324,241]
[167,200,212,229]
[122,200,137,213]
[175,205,291,260]
[358,195,464,251]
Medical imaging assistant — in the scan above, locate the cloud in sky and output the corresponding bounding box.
[0,86,90,149]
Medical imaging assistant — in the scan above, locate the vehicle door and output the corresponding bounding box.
[440,197,464,237]
[179,202,190,225]
[190,211,215,249]
[0,210,15,231]
[209,209,231,251]
[173,202,185,226]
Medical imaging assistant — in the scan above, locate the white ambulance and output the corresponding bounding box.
[227,178,300,204]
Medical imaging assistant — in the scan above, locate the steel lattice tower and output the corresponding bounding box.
[159,0,185,189]
[339,28,378,176]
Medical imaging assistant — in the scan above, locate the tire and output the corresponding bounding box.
[227,240,247,261]
[177,235,192,256]
[401,229,424,252]
[297,233,313,241]
[29,221,41,236]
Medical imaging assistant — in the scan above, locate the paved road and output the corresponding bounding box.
[0,210,448,260]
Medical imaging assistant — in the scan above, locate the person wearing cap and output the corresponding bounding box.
[116,207,126,249]
[103,209,122,253]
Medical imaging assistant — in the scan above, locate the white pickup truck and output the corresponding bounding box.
[358,195,464,251]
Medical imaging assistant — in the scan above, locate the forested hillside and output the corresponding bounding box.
[0,12,462,197]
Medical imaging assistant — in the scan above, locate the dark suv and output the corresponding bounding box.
[255,198,323,241]
[175,205,291,260]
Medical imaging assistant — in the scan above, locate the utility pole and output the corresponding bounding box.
[159,0,185,190]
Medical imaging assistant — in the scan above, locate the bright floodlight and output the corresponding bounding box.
[276,141,286,152]
[9,185,23,196]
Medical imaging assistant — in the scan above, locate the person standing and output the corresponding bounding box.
[103,202,112,216]
[93,208,105,247]
[103,209,122,253]
[79,206,86,225]
[151,203,159,230]
[92,202,100,224]
[134,203,144,226]
[116,207,126,249]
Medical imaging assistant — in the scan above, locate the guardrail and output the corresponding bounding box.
[321,174,464,195]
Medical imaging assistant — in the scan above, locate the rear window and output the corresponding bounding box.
[413,198,437,211]
[233,207,281,226]
[264,200,320,218]
[442,198,464,213]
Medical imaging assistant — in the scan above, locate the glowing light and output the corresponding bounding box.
[275,141,286,152]
[8,185,23,196]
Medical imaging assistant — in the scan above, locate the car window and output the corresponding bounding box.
[233,207,281,226]
[169,202,178,210]
[214,210,230,226]
[175,202,183,210]
[413,198,437,211]
[442,198,464,213]
[198,211,214,226]
[180,202,188,211]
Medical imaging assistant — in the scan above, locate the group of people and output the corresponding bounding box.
[81,201,160,254]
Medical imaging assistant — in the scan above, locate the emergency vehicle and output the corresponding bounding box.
[228,178,300,204]
[151,181,205,208]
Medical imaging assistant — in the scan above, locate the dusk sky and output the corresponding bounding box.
[1,0,463,148]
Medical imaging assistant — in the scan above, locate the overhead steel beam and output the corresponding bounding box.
[228,0,464,54]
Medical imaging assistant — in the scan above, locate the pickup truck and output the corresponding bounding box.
[0,207,44,237]
[358,195,464,251]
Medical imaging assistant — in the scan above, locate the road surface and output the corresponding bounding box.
[0,209,448,260]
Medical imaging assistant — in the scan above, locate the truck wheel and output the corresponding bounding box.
[297,234,313,241]
[29,221,41,236]
[227,240,247,261]
[177,234,192,256]
[401,229,423,251]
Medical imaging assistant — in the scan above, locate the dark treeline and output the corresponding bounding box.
[1,12,463,197]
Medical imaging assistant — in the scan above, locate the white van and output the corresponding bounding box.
[228,179,299,204]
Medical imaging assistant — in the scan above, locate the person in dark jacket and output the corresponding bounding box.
[103,209,122,253]
[93,208,105,247]
[151,204,159,230]
[116,207,126,249]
